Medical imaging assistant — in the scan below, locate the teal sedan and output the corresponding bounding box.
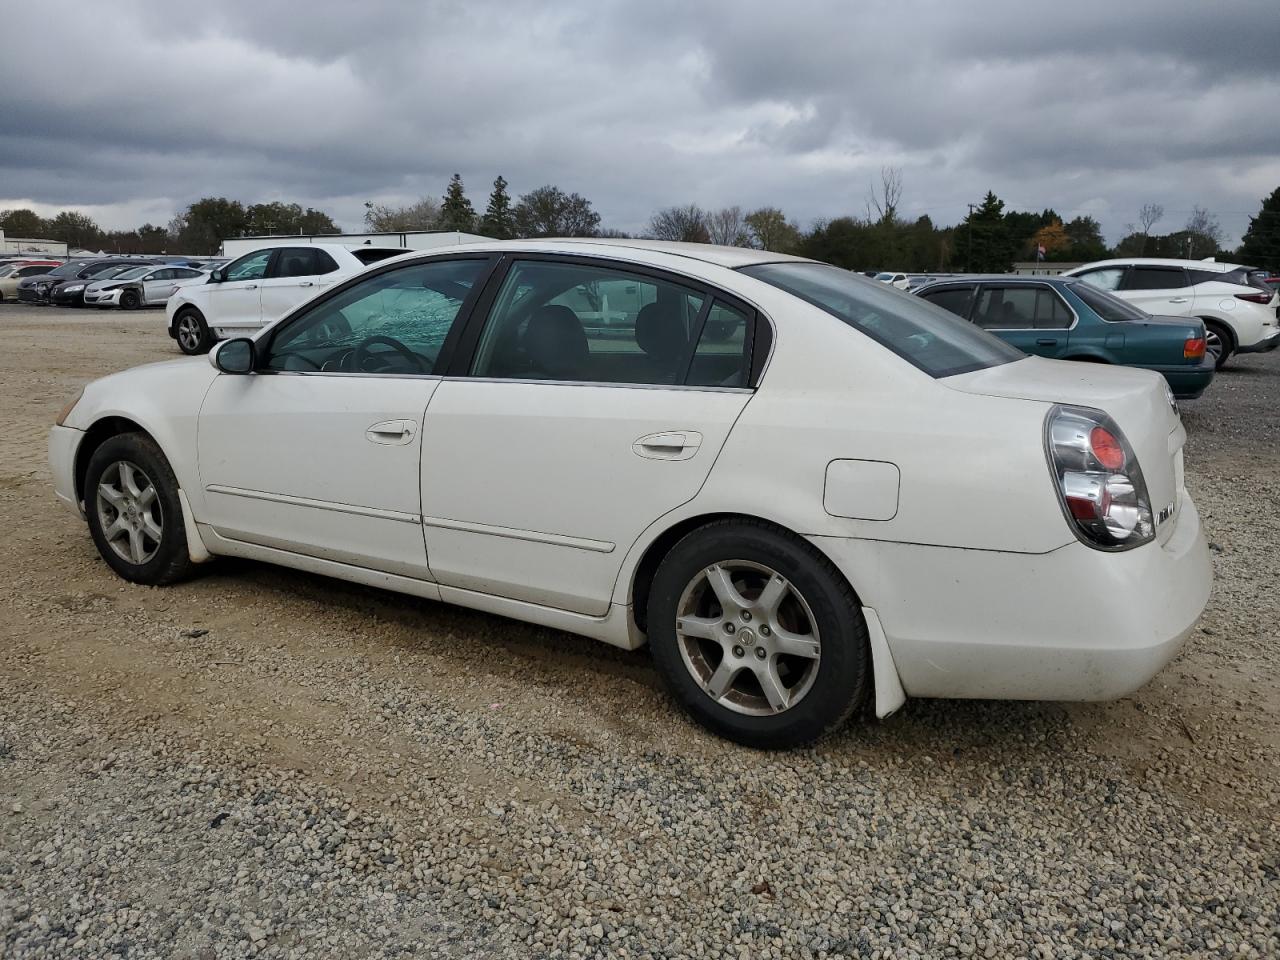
[914,276,1215,399]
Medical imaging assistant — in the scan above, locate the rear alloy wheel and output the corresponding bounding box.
[85,433,194,585]
[119,289,140,310]
[647,520,869,748]
[1203,321,1234,369]
[175,308,212,355]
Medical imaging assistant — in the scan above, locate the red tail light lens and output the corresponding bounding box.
[1234,291,1273,304]
[1183,336,1206,359]
[1046,406,1154,551]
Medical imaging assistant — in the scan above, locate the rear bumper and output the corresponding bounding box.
[1236,327,1280,355]
[1148,356,1216,399]
[812,493,1210,702]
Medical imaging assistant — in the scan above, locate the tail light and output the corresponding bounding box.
[1045,405,1154,551]
[1234,291,1273,304]
[1183,336,1206,359]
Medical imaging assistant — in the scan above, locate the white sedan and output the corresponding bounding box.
[49,240,1210,748]
[83,265,208,309]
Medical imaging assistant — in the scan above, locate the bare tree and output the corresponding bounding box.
[1184,205,1224,258]
[364,197,441,232]
[705,206,751,246]
[647,204,709,242]
[1138,203,1164,235]
[867,166,904,225]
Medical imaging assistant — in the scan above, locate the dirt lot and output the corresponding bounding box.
[1,304,1278,959]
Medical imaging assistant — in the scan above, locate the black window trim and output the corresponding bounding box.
[255,252,503,377]
[442,252,771,390]
[916,282,978,321]
[968,280,1079,333]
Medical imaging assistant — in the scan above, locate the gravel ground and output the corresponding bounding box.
[1,304,1277,959]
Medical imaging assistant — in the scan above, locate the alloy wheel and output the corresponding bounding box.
[674,560,821,716]
[95,460,163,565]
[177,315,202,352]
[1205,328,1223,362]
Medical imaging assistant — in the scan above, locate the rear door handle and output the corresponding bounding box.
[633,431,702,461]
[299,281,314,287]
[1168,297,1189,303]
[244,283,258,290]
[366,419,416,445]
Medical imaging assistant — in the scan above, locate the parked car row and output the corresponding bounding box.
[1,254,224,308]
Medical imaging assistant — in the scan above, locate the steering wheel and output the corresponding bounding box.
[351,335,427,373]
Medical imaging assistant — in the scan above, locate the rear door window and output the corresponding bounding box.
[272,248,318,278]
[1123,267,1188,290]
[973,286,1071,330]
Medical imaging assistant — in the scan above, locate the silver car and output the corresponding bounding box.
[83,265,209,309]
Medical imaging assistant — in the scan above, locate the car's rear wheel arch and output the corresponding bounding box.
[630,513,861,631]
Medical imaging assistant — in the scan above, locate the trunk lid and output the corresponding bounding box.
[945,357,1185,545]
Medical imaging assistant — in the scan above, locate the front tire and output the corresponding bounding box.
[174,308,212,355]
[647,520,870,749]
[1203,320,1234,369]
[84,433,194,585]
[120,289,140,310]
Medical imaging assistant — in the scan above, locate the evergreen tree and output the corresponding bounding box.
[957,192,1017,272]
[439,174,477,232]
[479,175,515,239]
[1238,187,1280,272]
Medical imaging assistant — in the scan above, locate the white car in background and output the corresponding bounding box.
[874,271,910,290]
[83,265,208,309]
[1063,258,1280,368]
[165,242,407,354]
[49,239,1209,748]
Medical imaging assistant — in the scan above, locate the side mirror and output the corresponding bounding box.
[209,268,224,283]
[210,338,255,374]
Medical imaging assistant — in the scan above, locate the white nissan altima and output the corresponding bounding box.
[48,240,1211,748]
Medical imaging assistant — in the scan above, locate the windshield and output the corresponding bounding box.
[873,272,895,281]
[741,261,1023,377]
[47,262,88,278]
[111,266,151,281]
[1069,280,1147,321]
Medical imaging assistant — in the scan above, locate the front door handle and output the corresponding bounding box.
[1168,297,1190,303]
[299,281,314,287]
[633,431,702,461]
[366,419,416,445]
[1036,338,1058,346]
[244,283,258,290]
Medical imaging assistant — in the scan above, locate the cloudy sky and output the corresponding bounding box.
[1,0,1277,245]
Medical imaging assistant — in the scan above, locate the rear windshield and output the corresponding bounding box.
[1068,281,1147,322]
[740,261,1023,378]
[352,247,410,266]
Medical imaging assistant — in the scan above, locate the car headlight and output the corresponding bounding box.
[55,387,84,426]
[64,284,85,293]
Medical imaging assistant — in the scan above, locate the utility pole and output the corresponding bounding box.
[966,203,977,273]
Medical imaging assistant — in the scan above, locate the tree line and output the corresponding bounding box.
[3,171,1278,272]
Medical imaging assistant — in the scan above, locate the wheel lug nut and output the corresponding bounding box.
[754,647,767,660]
[724,622,735,634]
[741,611,752,622]
[732,645,745,658]
[759,625,771,637]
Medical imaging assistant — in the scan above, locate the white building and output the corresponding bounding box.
[219,230,489,259]
[0,231,68,256]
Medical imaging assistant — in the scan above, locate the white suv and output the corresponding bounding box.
[166,243,407,354]
[1063,258,1280,368]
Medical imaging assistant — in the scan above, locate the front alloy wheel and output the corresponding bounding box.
[95,460,164,565]
[175,309,211,355]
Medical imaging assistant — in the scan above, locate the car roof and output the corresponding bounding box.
[389,238,813,270]
[1072,257,1245,272]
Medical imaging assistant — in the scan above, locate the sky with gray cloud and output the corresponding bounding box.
[1,0,1277,246]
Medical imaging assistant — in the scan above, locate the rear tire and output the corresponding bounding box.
[1203,320,1234,369]
[646,519,870,749]
[84,433,194,586]
[175,308,212,355]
